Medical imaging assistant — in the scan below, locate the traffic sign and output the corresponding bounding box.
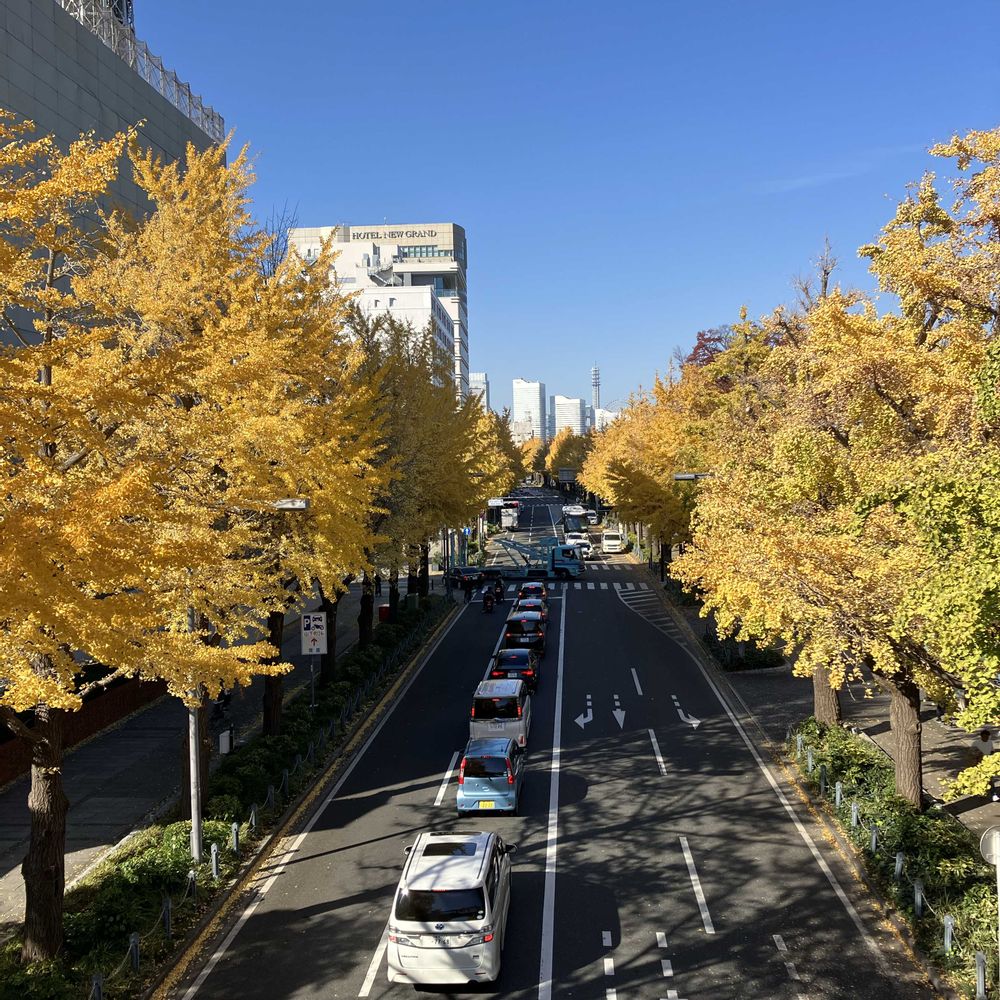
[462,526,471,536]
[300,612,328,655]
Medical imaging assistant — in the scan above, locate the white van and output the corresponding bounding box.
[469,679,532,748]
[387,830,517,985]
[601,529,624,554]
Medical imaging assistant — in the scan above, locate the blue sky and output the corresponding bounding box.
[140,1,1000,415]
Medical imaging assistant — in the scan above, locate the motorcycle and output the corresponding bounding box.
[482,592,495,614]
[493,581,504,604]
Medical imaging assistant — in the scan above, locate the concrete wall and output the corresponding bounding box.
[0,0,215,218]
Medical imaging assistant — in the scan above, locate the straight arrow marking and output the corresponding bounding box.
[612,694,625,729]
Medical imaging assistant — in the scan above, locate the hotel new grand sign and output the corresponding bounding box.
[351,228,440,240]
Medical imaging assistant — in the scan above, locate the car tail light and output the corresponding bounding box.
[505,632,512,639]
[517,703,523,718]
[491,670,503,678]
[470,706,475,718]
[506,761,514,785]
[458,757,466,785]
[523,669,534,676]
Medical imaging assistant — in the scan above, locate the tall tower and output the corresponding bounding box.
[591,364,601,412]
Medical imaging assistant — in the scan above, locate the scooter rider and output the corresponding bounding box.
[493,579,504,604]
[481,584,495,613]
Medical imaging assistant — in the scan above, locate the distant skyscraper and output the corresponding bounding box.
[469,372,490,411]
[512,378,546,444]
[551,395,588,436]
[591,364,601,412]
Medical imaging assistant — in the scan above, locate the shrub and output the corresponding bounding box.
[206,794,244,822]
[789,718,997,995]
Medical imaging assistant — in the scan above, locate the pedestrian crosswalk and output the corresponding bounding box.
[503,580,649,593]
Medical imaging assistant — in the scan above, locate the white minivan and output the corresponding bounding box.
[387,830,517,985]
[469,679,532,748]
[601,529,624,554]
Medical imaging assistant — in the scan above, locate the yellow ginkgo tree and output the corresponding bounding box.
[0,116,383,959]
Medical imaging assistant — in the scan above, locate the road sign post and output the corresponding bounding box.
[301,612,328,656]
[978,825,1000,982]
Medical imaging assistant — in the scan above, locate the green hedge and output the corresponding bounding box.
[0,594,451,1000]
[790,718,996,998]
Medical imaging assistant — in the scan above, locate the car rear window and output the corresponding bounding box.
[603,533,621,541]
[507,620,539,635]
[464,757,507,777]
[395,888,486,922]
[474,696,520,719]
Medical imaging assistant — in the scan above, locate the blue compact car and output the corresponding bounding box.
[456,737,525,816]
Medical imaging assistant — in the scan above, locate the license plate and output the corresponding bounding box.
[478,800,495,809]
[490,722,505,730]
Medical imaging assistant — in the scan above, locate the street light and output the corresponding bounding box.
[673,472,713,481]
[187,495,312,862]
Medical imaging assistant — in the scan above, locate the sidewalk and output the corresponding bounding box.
[0,581,376,935]
[662,577,1000,841]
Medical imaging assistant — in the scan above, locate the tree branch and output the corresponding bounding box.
[0,705,41,744]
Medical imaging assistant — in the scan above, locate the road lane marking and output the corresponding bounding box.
[587,582,595,590]
[679,836,715,934]
[606,991,617,1000]
[602,930,612,946]
[622,582,633,591]
[661,958,674,976]
[648,729,667,775]
[537,583,568,1000]
[639,582,649,590]
[600,582,608,590]
[656,931,668,948]
[434,751,460,806]
[631,667,643,695]
[358,924,388,997]
[180,604,470,999]
[574,582,582,589]
[614,582,622,590]
[604,957,615,976]
[678,625,884,961]
[773,935,802,983]
[612,694,625,728]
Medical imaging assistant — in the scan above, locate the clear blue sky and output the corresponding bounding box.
[140,1,1000,415]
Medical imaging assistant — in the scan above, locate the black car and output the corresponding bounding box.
[503,610,547,656]
[447,565,484,587]
[480,566,506,584]
[490,648,541,691]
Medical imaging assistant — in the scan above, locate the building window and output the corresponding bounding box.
[389,298,396,306]
[373,300,380,308]
[399,245,450,258]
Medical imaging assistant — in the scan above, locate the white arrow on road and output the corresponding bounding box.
[677,709,701,729]
[671,693,701,729]
[612,694,625,729]
[575,694,594,730]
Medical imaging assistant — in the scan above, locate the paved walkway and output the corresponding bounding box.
[0,580,384,935]
[662,575,1000,840]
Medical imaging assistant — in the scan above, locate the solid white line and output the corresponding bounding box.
[181,604,470,998]
[678,625,883,959]
[434,751,460,806]
[656,931,668,948]
[606,991,617,1000]
[648,729,667,776]
[679,835,715,934]
[358,924,389,997]
[661,958,674,976]
[602,930,612,947]
[537,584,568,1000]
[604,957,615,976]
[631,668,643,696]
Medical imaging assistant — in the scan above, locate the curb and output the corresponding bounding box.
[633,560,950,1000]
[147,601,461,1000]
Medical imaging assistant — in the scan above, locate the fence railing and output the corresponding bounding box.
[792,728,991,999]
[56,1,224,143]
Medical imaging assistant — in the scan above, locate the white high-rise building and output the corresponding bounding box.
[289,223,469,399]
[551,395,588,436]
[512,379,547,444]
[593,407,619,431]
[469,372,490,411]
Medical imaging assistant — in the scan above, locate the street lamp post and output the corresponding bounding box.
[673,472,713,481]
[187,497,310,864]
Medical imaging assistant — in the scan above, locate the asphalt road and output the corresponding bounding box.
[171,489,935,1000]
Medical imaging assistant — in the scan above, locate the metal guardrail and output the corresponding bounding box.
[56,0,224,142]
